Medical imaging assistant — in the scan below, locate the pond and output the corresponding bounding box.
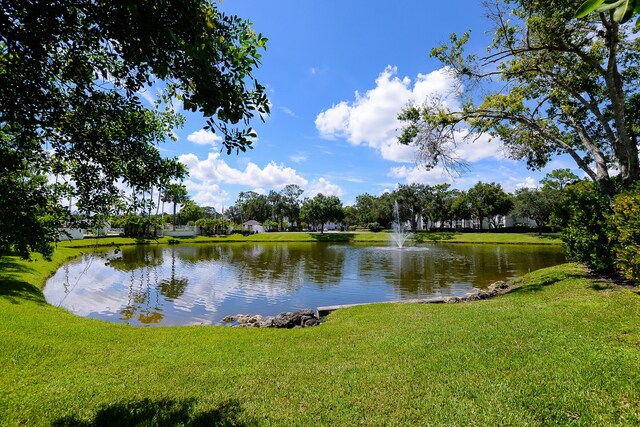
[44,242,566,326]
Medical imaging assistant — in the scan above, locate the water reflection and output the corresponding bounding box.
[44,243,565,326]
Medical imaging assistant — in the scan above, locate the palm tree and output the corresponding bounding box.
[162,184,188,229]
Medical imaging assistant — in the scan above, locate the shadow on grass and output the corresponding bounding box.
[308,233,355,242]
[0,258,45,304]
[412,232,455,243]
[509,269,588,295]
[52,398,254,427]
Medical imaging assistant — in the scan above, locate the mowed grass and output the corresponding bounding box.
[2,244,639,425]
[59,230,561,249]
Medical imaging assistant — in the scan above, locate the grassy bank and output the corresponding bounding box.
[59,230,561,249]
[2,243,639,425]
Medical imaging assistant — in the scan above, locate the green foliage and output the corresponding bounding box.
[300,194,344,233]
[367,222,382,232]
[178,201,206,225]
[511,187,558,233]
[122,215,162,238]
[162,184,189,228]
[556,181,616,273]
[0,0,268,258]
[195,218,229,236]
[0,172,60,259]
[612,186,640,282]
[394,183,433,231]
[466,182,514,229]
[233,191,270,223]
[540,169,580,192]
[399,0,640,199]
[262,219,279,231]
[576,0,640,26]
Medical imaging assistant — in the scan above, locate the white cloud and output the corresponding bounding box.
[452,131,506,163]
[187,129,222,147]
[289,153,308,164]
[278,107,297,117]
[515,176,538,189]
[137,87,157,106]
[314,66,505,168]
[306,178,344,198]
[388,165,455,185]
[179,153,308,189]
[315,66,462,163]
[185,181,229,208]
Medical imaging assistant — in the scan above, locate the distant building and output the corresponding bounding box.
[242,220,265,233]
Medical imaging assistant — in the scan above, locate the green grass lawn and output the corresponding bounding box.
[60,230,561,249]
[2,241,639,425]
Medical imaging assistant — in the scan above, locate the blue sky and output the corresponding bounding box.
[156,0,579,211]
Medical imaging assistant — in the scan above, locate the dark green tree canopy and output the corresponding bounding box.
[0,0,269,257]
[465,182,513,229]
[399,0,640,199]
[300,194,344,234]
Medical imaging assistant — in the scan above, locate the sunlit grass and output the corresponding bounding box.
[59,230,561,249]
[2,245,638,425]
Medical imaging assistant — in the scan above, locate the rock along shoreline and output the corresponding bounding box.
[221,280,514,329]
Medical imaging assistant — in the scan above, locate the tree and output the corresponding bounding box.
[354,193,378,227]
[300,194,344,234]
[1,0,269,257]
[162,184,189,229]
[235,191,270,223]
[540,169,580,192]
[451,192,473,227]
[280,184,304,227]
[466,182,513,229]
[555,181,615,273]
[202,206,219,219]
[393,184,432,232]
[374,192,395,228]
[178,200,205,224]
[342,205,359,228]
[398,1,639,200]
[267,190,285,230]
[511,188,557,234]
[430,184,459,228]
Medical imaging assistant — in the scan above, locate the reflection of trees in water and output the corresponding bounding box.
[120,266,164,325]
[201,243,347,292]
[171,245,226,265]
[157,247,189,300]
[118,247,191,324]
[356,245,565,297]
[229,243,307,292]
[109,246,164,272]
[301,244,346,288]
[115,247,159,324]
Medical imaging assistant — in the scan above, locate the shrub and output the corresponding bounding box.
[612,186,640,283]
[195,218,229,236]
[122,215,160,238]
[556,181,615,274]
[368,222,381,232]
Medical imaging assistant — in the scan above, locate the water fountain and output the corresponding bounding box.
[390,200,411,249]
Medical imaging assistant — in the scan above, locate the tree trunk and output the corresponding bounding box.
[173,203,177,229]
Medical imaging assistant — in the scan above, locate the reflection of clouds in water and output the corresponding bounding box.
[43,243,566,326]
[44,257,133,316]
[170,261,292,314]
[45,247,297,323]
